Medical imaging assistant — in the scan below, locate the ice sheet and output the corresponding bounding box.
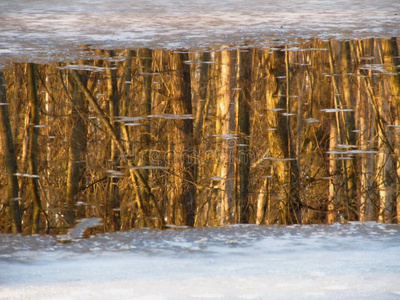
[1,222,400,299]
[0,0,399,67]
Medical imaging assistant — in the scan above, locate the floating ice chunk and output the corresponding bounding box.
[347,149,378,154]
[337,144,358,149]
[321,108,354,113]
[359,64,387,73]
[262,157,296,161]
[184,60,202,64]
[305,118,320,123]
[58,65,114,72]
[212,134,238,139]
[281,47,300,52]
[327,149,378,155]
[140,72,160,76]
[108,57,125,62]
[13,173,40,178]
[130,166,169,170]
[106,170,125,177]
[147,114,194,120]
[115,116,146,122]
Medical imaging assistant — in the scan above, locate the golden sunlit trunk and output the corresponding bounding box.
[217,49,235,225]
[26,63,42,234]
[377,100,395,223]
[381,38,400,224]
[167,51,196,226]
[105,51,120,231]
[0,72,22,233]
[327,121,337,224]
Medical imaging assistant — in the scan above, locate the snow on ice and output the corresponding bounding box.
[0,0,400,67]
[1,222,400,299]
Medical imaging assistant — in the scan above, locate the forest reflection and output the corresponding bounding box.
[1,38,400,234]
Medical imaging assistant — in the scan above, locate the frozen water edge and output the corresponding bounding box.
[1,222,400,299]
[0,0,400,68]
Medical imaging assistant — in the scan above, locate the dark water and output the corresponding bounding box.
[1,38,400,233]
